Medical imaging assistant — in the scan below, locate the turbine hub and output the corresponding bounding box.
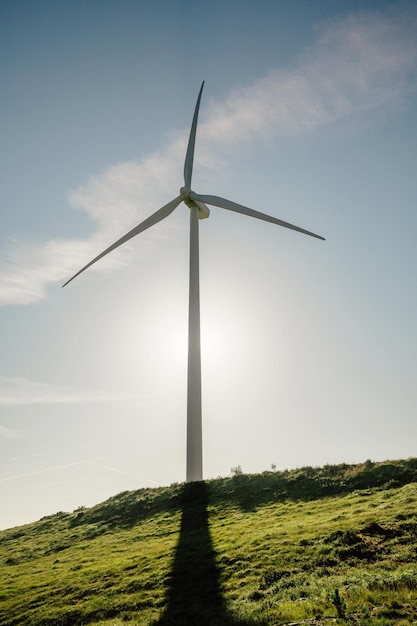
[180,187,210,219]
[180,186,192,205]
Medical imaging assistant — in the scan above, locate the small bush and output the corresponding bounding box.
[330,588,346,618]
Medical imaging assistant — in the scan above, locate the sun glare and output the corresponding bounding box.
[163,321,231,366]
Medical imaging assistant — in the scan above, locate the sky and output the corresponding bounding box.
[1,0,416,530]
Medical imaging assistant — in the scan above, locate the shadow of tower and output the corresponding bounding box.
[156,481,263,625]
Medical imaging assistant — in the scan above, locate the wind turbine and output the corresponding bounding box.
[63,81,324,483]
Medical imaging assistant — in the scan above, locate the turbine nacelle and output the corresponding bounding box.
[180,186,210,219]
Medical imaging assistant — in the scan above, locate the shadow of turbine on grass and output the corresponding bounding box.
[156,481,263,626]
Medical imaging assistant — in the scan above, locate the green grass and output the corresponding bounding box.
[1,458,417,625]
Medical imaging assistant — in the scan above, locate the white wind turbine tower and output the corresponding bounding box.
[63,82,325,483]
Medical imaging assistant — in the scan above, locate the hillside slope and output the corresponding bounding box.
[1,458,417,625]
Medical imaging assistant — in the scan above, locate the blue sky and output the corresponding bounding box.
[1,0,417,529]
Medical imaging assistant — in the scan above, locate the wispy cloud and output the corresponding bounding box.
[0,376,141,407]
[1,9,416,307]
[0,456,159,485]
[0,424,20,438]
[0,151,183,306]
[202,11,417,143]
[85,460,159,484]
[0,458,103,483]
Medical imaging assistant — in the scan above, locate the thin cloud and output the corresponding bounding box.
[85,460,160,484]
[201,11,417,143]
[1,9,416,307]
[0,424,19,438]
[0,457,160,486]
[0,376,142,407]
[0,458,103,483]
[0,151,184,306]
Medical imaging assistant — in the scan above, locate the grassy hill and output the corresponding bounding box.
[1,458,417,625]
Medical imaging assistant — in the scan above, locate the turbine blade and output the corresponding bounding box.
[62,195,182,287]
[183,81,205,189]
[189,192,325,241]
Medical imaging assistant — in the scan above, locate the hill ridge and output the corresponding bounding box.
[67,456,417,529]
